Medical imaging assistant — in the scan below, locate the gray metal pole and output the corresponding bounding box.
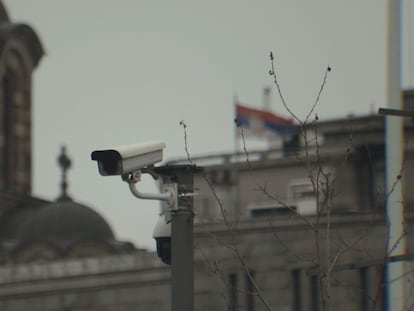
[172,167,194,311]
[385,1,406,310]
[157,165,197,311]
[172,208,193,311]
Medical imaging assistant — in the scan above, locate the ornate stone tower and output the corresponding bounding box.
[0,2,43,193]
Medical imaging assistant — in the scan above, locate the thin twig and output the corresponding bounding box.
[305,66,331,124]
[180,120,193,165]
[234,118,250,165]
[269,51,302,125]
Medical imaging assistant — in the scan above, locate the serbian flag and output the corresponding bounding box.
[235,104,296,138]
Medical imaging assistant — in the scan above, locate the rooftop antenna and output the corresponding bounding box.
[263,86,271,111]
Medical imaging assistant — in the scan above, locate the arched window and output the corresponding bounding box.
[2,73,12,189]
[0,49,32,193]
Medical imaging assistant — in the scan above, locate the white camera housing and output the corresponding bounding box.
[91,141,165,176]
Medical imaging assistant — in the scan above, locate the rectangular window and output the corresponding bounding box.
[310,274,320,311]
[228,273,238,310]
[373,161,385,209]
[2,76,11,190]
[288,180,318,216]
[245,271,255,311]
[292,269,302,311]
[359,267,370,311]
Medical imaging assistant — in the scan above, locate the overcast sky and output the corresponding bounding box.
[3,1,413,250]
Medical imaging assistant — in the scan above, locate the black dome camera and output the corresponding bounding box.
[153,215,171,265]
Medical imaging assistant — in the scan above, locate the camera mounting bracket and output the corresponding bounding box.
[123,170,177,208]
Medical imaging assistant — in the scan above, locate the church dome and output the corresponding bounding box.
[14,145,116,252]
[0,147,135,263]
[16,201,115,252]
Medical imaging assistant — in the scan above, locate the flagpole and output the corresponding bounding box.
[263,86,279,149]
[233,94,240,153]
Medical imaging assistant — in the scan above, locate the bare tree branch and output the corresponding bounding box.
[181,121,273,310]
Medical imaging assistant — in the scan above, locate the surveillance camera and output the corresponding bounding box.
[153,215,171,265]
[91,141,165,176]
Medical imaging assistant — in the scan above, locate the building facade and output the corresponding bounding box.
[0,1,413,310]
[179,99,414,310]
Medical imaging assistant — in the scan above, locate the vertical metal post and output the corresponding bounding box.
[172,167,194,311]
[385,1,406,310]
[158,165,197,311]
[172,208,193,311]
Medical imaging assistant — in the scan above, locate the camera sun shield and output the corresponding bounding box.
[91,141,165,176]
